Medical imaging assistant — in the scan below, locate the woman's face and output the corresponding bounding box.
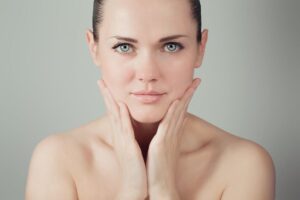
[87,0,207,123]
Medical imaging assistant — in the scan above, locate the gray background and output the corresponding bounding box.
[0,0,299,199]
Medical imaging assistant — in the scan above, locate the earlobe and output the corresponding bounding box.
[86,29,100,66]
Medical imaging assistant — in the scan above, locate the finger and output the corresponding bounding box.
[183,78,201,110]
[98,79,120,120]
[166,79,199,124]
[177,117,189,140]
[160,99,180,129]
[97,80,113,114]
[97,80,120,135]
[175,78,201,116]
[174,78,201,130]
[156,79,201,139]
[98,80,125,144]
[119,102,135,138]
[163,100,185,140]
[181,78,201,104]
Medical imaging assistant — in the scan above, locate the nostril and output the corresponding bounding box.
[139,78,157,82]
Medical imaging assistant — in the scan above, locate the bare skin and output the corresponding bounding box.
[25,112,275,200]
[25,80,276,200]
[25,0,275,198]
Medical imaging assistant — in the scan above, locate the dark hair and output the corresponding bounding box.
[92,0,202,43]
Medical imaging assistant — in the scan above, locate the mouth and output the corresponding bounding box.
[131,93,166,104]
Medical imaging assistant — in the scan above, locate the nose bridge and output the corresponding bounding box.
[135,50,161,82]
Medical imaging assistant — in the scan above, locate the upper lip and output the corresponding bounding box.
[131,90,165,95]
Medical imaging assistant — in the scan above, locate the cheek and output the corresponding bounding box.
[170,78,192,100]
[99,46,134,86]
[106,68,132,84]
[165,60,195,99]
[102,66,134,101]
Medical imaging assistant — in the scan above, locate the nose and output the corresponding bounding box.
[135,52,161,83]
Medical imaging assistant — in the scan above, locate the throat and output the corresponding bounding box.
[131,119,160,162]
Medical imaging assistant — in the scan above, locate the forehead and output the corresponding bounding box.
[100,0,197,40]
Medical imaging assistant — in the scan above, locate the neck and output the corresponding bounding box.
[131,118,161,162]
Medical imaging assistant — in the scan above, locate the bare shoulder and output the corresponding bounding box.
[216,130,276,199]
[25,118,101,200]
[188,114,275,199]
[191,114,275,172]
[224,135,275,167]
[25,118,110,199]
[25,132,79,200]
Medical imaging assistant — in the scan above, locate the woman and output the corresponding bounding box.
[25,0,276,199]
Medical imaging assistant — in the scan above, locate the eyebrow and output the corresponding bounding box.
[109,34,188,43]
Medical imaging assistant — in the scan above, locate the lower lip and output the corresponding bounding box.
[132,94,164,104]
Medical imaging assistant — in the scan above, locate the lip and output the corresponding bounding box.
[131,91,165,103]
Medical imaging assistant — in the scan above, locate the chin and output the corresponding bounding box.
[129,106,166,124]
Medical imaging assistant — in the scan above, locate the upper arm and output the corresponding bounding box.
[25,134,78,200]
[221,140,276,200]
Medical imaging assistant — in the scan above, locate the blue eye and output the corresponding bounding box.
[164,42,183,52]
[112,42,184,54]
[112,43,133,54]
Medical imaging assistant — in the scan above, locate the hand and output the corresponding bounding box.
[97,79,148,200]
[146,78,201,199]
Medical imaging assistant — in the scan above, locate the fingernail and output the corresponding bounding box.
[195,78,201,87]
[97,80,105,91]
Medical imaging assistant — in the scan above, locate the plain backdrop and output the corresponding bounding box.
[0,0,299,199]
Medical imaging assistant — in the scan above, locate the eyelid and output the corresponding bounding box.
[112,42,133,49]
[164,42,184,51]
[112,41,184,54]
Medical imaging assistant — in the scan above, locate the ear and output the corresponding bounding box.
[86,29,100,67]
[194,29,208,68]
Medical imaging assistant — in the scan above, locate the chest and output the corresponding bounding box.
[175,150,226,200]
[74,149,226,200]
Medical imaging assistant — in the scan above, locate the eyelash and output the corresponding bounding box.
[112,42,184,54]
